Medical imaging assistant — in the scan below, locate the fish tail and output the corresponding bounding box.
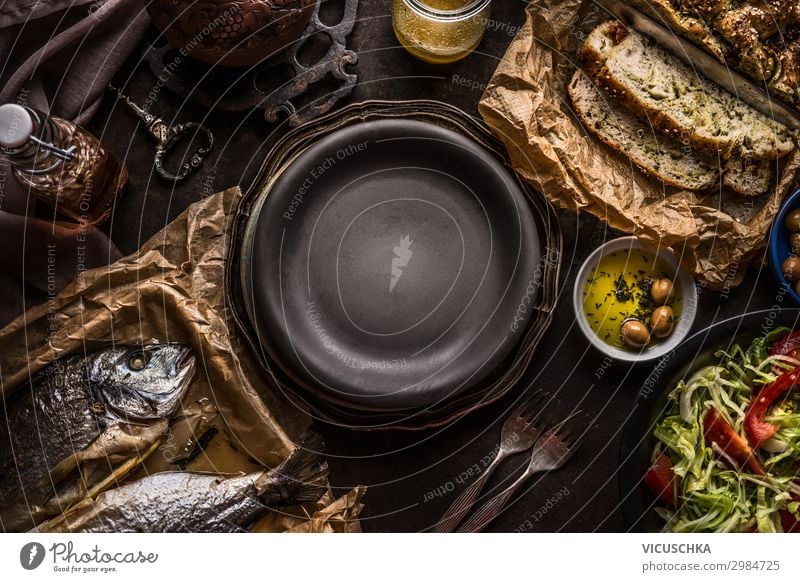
[269,433,329,505]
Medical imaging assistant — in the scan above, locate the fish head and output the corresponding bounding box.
[88,344,196,421]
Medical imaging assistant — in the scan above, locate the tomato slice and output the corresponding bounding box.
[744,368,800,449]
[704,408,766,475]
[770,331,800,358]
[645,453,677,506]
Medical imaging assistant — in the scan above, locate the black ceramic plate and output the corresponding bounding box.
[241,119,540,410]
[619,309,800,532]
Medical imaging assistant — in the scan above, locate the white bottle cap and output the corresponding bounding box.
[0,104,34,148]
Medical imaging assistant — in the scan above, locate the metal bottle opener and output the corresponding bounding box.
[107,84,214,183]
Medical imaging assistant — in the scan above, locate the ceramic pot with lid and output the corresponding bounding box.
[146,0,315,67]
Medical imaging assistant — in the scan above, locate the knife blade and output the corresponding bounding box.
[589,0,800,130]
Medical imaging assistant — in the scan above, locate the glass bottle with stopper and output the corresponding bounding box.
[0,103,128,225]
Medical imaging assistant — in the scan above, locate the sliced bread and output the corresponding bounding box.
[568,70,719,190]
[579,21,795,160]
[569,70,773,195]
[722,156,773,197]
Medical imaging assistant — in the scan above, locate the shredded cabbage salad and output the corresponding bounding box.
[651,327,800,533]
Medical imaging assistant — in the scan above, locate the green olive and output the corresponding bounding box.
[786,209,800,232]
[621,319,650,348]
[790,233,800,255]
[650,278,674,305]
[783,255,800,281]
[650,306,675,339]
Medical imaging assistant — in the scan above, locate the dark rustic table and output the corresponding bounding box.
[88,1,785,532]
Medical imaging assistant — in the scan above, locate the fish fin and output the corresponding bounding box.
[49,454,83,485]
[267,433,329,505]
[48,421,166,484]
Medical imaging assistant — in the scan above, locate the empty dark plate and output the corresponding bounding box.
[241,119,540,409]
[619,308,800,531]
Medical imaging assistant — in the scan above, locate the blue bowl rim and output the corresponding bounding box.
[769,188,800,305]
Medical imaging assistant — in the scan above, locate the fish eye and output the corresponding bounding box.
[127,352,149,371]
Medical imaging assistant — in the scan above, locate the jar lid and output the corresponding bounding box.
[0,104,33,148]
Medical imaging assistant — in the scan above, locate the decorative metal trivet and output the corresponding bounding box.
[144,0,359,127]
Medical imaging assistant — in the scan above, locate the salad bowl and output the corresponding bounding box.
[620,309,800,532]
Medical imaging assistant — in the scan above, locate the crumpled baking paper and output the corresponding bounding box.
[0,186,364,532]
[479,0,800,290]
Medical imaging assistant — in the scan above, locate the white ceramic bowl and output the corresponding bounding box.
[572,236,698,362]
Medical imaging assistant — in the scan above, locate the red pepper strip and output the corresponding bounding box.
[769,331,800,357]
[744,368,800,449]
[704,408,766,476]
[644,453,677,506]
[781,510,800,533]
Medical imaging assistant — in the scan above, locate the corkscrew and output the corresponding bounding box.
[107,84,214,184]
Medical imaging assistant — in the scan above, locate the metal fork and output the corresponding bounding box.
[433,392,552,532]
[456,413,584,533]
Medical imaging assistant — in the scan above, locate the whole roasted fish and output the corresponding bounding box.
[38,435,329,532]
[0,344,196,532]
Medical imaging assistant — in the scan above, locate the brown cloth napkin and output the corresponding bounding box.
[0,0,150,327]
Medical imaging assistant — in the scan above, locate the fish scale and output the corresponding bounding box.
[0,358,101,519]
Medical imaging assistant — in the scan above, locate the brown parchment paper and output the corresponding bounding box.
[479,0,800,290]
[0,186,364,532]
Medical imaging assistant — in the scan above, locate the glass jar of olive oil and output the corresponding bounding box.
[392,0,492,64]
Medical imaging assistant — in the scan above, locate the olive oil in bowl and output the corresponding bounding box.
[572,237,698,362]
[582,248,683,350]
